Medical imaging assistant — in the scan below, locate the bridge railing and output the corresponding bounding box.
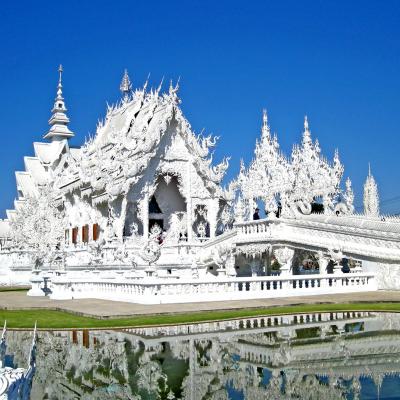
[235,219,275,236]
[49,272,376,304]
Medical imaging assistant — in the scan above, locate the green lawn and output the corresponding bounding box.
[1,302,400,329]
[0,287,28,292]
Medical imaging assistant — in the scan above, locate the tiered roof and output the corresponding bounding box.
[43,65,74,141]
[7,67,74,220]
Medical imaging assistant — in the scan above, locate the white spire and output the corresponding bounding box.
[261,109,270,140]
[363,164,380,217]
[120,69,132,100]
[345,177,355,213]
[302,115,312,145]
[43,65,74,142]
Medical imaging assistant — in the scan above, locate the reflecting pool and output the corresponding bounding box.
[4,311,400,399]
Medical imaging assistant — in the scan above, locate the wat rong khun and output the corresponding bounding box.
[0,66,397,305]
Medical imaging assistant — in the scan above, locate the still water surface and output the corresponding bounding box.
[5,311,400,399]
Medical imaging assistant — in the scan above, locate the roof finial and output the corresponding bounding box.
[263,109,268,126]
[302,115,311,145]
[261,109,270,139]
[368,162,372,177]
[58,64,63,85]
[120,69,132,99]
[43,65,74,142]
[56,64,64,100]
[168,78,180,102]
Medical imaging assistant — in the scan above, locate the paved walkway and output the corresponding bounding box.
[0,291,400,319]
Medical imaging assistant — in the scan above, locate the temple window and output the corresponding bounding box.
[82,225,89,243]
[93,223,99,241]
[72,227,78,244]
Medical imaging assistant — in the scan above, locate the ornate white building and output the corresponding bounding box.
[0,66,399,303]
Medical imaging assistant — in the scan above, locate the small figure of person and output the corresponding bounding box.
[275,201,282,218]
[253,208,260,220]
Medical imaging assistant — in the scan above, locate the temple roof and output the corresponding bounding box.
[15,171,37,198]
[33,141,67,165]
[24,157,48,186]
[0,220,10,238]
[54,75,229,200]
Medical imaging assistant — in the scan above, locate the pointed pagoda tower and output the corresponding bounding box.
[119,69,132,101]
[363,164,380,217]
[43,65,74,142]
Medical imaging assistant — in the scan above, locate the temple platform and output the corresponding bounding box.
[1,290,400,319]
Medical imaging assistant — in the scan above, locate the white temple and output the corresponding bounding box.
[1,66,400,303]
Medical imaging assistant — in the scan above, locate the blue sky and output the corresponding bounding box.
[1,0,399,217]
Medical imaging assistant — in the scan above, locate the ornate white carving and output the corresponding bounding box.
[234,112,347,218]
[364,165,380,217]
[9,188,64,270]
[274,247,295,276]
[140,239,161,265]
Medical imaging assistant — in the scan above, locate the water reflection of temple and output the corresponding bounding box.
[0,323,36,400]
[4,312,400,399]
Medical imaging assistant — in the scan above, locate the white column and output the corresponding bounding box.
[118,196,128,241]
[316,251,330,274]
[265,247,272,276]
[143,190,149,238]
[186,160,193,242]
[208,199,218,239]
[226,251,237,277]
[88,224,93,242]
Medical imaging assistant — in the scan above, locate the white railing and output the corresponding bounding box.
[49,272,376,304]
[235,219,275,236]
[234,218,400,263]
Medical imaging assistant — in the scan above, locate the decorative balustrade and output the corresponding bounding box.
[50,272,376,304]
[234,217,400,262]
[235,219,275,236]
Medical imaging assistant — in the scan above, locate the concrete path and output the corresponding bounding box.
[0,290,400,319]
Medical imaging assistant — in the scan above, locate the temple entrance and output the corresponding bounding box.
[149,176,186,232]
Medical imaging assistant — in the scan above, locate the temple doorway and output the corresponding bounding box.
[149,176,186,232]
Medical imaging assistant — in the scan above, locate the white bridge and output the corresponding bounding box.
[45,213,400,304]
[234,214,400,263]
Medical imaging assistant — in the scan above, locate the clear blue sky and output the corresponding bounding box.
[1,0,399,217]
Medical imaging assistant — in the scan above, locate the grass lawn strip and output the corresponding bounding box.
[1,302,400,329]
